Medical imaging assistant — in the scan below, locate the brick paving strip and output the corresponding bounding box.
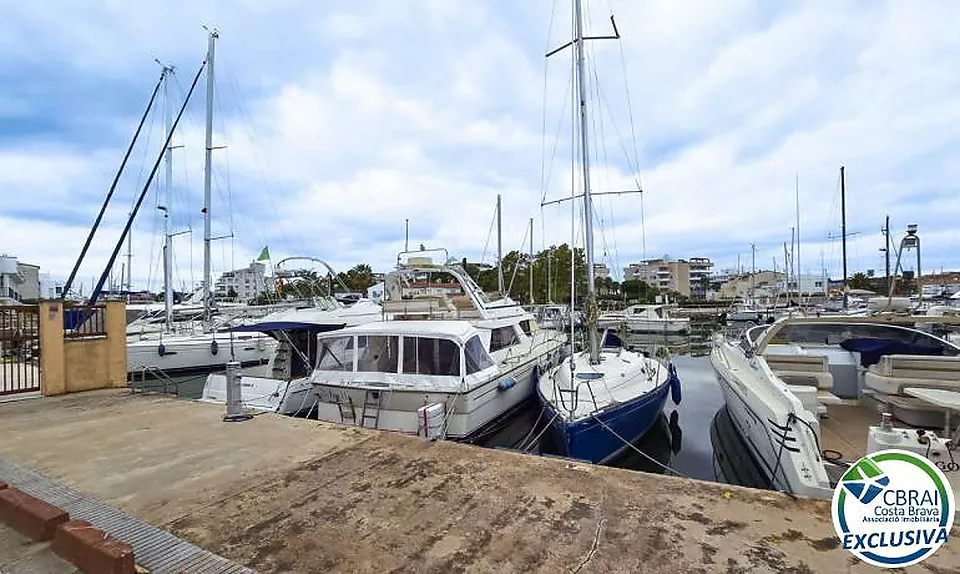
[0,459,252,573]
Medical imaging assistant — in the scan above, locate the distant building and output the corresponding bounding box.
[214,262,271,302]
[593,263,610,281]
[782,273,829,296]
[38,273,65,300]
[367,281,385,303]
[719,271,784,302]
[623,257,691,297]
[688,257,714,299]
[0,255,40,303]
[920,271,960,297]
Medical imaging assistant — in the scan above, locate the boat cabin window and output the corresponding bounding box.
[489,325,520,352]
[402,336,460,376]
[519,320,532,336]
[464,335,495,374]
[317,335,354,371]
[356,335,400,373]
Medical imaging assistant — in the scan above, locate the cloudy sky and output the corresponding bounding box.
[2,0,958,294]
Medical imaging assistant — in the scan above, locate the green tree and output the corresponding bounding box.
[339,264,376,292]
[847,272,873,291]
[621,279,658,303]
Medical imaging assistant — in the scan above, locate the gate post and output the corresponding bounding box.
[38,302,66,396]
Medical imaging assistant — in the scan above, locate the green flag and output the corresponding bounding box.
[257,246,270,261]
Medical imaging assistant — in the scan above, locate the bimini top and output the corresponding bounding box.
[320,320,479,342]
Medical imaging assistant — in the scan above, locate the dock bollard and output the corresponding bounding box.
[223,360,251,422]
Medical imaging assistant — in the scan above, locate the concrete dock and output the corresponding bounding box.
[0,390,957,573]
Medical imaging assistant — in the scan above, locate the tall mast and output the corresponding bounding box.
[529,217,534,304]
[790,227,795,300]
[125,211,133,298]
[496,194,504,294]
[750,243,756,303]
[161,66,175,330]
[202,30,218,331]
[840,165,848,309]
[547,249,553,303]
[883,215,891,295]
[573,0,599,363]
[795,173,801,305]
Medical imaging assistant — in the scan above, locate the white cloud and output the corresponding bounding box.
[2,0,960,291]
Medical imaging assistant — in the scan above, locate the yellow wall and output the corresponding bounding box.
[39,301,127,396]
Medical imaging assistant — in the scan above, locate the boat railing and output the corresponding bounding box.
[555,374,600,416]
[130,365,181,396]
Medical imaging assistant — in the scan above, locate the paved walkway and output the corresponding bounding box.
[0,390,957,572]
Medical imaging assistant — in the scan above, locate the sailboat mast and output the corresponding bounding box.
[162,66,175,330]
[795,173,801,306]
[125,211,133,298]
[202,30,218,331]
[883,215,891,295]
[529,217,534,304]
[573,0,599,363]
[496,194,504,294]
[840,165,848,309]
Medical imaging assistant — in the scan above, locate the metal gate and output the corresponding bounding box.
[0,305,41,396]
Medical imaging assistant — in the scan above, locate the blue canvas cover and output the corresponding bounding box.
[839,337,944,368]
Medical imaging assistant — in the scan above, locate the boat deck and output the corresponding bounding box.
[819,402,879,462]
[1,390,958,572]
[820,401,960,508]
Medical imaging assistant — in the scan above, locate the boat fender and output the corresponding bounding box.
[211,340,219,356]
[530,365,540,386]
[669,363,682,405]
[157,343,166,356]
[256,338,266,352]
[498,377,517,391]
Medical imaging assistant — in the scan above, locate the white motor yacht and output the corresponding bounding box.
[710,316,960,505]
[597,304,690,335]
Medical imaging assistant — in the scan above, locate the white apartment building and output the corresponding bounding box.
[214,262,271,301]
[0,255,40,303]
[782,273,829,296]
[593,263,610,280]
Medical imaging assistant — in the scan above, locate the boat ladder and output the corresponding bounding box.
[336,394,357,424]
[360,389,383,429]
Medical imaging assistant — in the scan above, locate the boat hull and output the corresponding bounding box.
[127,333,277,375]
[311,354,554,440]
[538,374,674,464]
[597,317,690,335]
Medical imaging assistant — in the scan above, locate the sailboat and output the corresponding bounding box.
[127,31,276,376]
[535,1,681,464]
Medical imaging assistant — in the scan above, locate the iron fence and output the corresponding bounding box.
[63,304,107,339]
[0,305,41,395]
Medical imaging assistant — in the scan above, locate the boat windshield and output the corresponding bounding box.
[746,325,770,347]
[768,322,959,356]
[464,335,494,374]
